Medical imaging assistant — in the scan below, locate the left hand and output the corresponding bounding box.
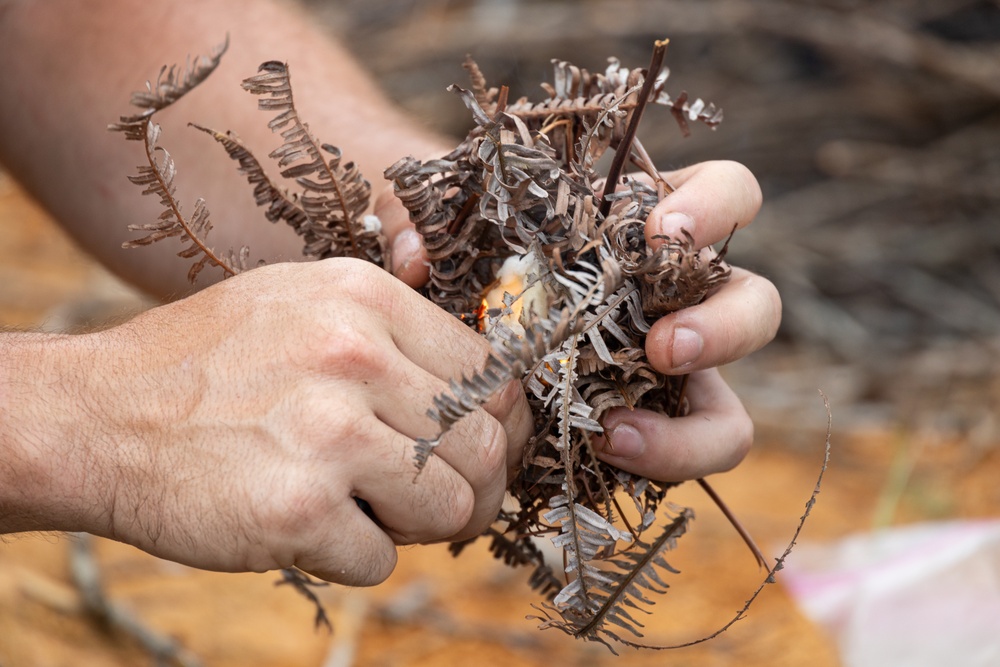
[593,160,780,481]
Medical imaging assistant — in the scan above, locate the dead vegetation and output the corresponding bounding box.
[306,0,1000,441]
[108,27,836,651]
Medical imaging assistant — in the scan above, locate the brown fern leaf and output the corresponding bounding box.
[122,122,246,282]
[462,54,499,116]
[385,154,493,318]
[666,90,724,138]
[109,36,229,141]
[451,526,565,599]
[111,38,253,282]
[241,62,383,265]
[496,44,721,166]
[635,230,731,317]
[530,508,692,654]
[276,568,332,633]
[399,43,764,654]
[188,123,312,240]
[607,398,833,654]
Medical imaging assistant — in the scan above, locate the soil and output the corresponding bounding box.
[3,172,999,666]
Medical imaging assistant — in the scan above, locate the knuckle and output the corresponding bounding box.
[347,546,398,586]
[316,412,380,462]
[346,258,395,298]
[319,255,380,284]
[477,414,509,481]
[722,160,763,214]
[315,322,389,378]
[435,476,477,537]
[261,479,329,538]
[742,272,782,343]
[245,481,334,571]
[318,257,397,311]
[720,409,754,472]
[291,395,364,454]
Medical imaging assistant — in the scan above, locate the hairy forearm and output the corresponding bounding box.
[0,0,448,298]
[0,332,116,535]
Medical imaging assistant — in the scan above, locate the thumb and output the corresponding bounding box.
[373,183,430,288]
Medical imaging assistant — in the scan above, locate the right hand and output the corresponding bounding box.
[61,259,533,585]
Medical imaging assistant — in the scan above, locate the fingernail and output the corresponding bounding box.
[391,229,421,276]
[654,211,695,239]
[671,327,703,369]
[604,423,644,459]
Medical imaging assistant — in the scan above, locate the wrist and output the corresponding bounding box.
[0,331,123,536]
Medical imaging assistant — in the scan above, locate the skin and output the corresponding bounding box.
[0,0,779,585]
[597,161,781,480]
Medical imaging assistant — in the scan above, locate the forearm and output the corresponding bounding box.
[0,0,449,298]
[0,332,115,535]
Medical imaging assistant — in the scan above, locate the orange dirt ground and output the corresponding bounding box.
[2,173,998,666]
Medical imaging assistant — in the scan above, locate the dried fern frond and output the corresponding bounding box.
[451,525,564,598]
[388,40,766,651]
[188,123,312,239]
[109,36,230,141]
[275,568,332,632]
[495,43,722,165]
[462,54,499,115]
[241,62,385,264]
[530,508,692,655]
[120,120,249,282]
[111,38,253,282]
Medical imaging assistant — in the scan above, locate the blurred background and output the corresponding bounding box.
[1,1,998,665]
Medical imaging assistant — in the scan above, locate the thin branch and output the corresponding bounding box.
[599,39,669,218]
[617,391,833,651]
[697,478,768,569]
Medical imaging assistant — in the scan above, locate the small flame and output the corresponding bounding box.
[478,253,549,337]
[476,297,491,332]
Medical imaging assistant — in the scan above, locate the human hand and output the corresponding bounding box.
[53,259,532,585]
[594,161,781,481]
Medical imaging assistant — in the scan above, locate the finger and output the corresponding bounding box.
[373,183,430,287]
[366,346,532,489]
[355,267,534,464]
[321,260,533,495]
[363,353,514,542]
[427,408,511,542]
[482,378,535,482]
[592,369,753,481]
[295,498,399,586]
[315,296,523,544]
[350,416,479,545]
[646,160,762,250]
[645,267,781,374]
[391,227,431,288]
